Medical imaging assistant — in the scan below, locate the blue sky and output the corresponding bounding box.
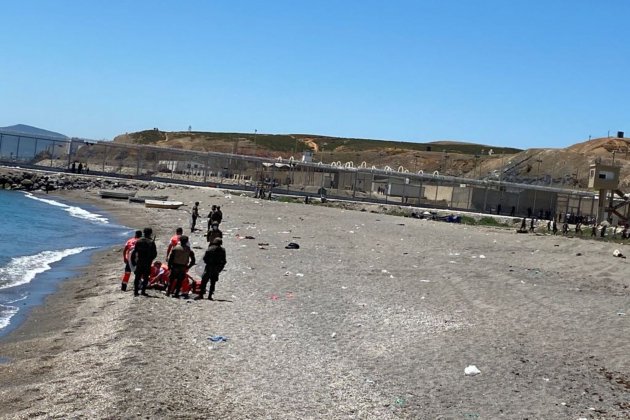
[1,1,628,149]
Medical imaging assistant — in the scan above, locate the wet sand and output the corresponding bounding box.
[0,185,629,419]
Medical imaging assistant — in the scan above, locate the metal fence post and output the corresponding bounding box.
[102,144,107,172]
[67,139,73,169]
[136,149,141,176]
[483,184,489,212]
[434,179,439,203]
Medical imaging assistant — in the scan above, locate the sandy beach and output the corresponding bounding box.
[0,184,629,419]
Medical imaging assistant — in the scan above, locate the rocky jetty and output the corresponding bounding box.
[0,168,170,193]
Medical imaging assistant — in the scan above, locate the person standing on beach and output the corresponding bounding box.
[131,227,158,297]
[44,176,51,194]
[215,206,223,225]
[206,221,223,244]
[196,237,226,301]
[121,230,142,291]
[209,205,222,227]
[166,227,183,260]
[167,235,196,298]
[207,205,217,231]
[191,202,200,232]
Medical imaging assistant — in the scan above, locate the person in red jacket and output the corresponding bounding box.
[166,227,183,260]
[121,230,142,291]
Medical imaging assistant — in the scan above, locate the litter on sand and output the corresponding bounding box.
[235,234,255,240]
[613,249,626,258]
[285,242,300,249]
[464,365,481,376]
[208,335,229,343]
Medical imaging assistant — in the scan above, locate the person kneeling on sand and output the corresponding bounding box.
[167,235,196,298]
[196,237,227,301]
[131,227,158,297]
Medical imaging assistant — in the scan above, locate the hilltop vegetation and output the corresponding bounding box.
[115,129,521,156]
[114,129,630,188]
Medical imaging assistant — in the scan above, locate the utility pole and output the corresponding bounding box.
[254,129,257,156]
[533,158,543,215]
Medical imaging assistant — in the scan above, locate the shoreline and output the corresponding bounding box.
[1,184,629,418]
[0,190,130,341]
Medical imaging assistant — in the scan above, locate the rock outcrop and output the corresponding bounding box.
[0,168,170,193]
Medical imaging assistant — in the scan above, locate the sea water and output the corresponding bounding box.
[0,190,129,337]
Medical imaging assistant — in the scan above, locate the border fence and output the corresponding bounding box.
[0,130,600,221]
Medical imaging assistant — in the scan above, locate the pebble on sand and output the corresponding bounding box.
[464,365,481,376]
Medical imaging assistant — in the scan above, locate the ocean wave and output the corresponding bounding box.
[24,192,109,224]
[0,304,19,330]
[0,247,94,290]
[6,295,28,305]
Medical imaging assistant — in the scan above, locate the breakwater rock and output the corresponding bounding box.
[0,168,172,192]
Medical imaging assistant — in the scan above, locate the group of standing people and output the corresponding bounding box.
[70,161,88,174]
[190,201,222,233]
[120,203,227,300]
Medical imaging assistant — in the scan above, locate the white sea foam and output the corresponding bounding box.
[0,304,19,330]
[6,295,28,305]
[24,192,109,224]
[0,247,93,290]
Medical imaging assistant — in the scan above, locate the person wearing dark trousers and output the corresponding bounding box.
[206,222,223,244]
[167,235,195,298]
[191,202,200,232]
[207,205,217,231]
[131,227,157,297]
[210,205,223,226]
[196,237,226,301]
[121,230,142,291]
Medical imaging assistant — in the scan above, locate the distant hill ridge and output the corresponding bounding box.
[113,129,523,156]
[114,129,630,188]
[0,124,68,140]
